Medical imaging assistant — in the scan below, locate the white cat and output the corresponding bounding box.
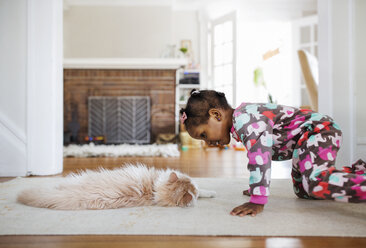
[17,163,216,210]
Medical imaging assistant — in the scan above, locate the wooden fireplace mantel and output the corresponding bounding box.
[63,58,188,70]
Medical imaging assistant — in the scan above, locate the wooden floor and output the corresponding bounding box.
[1,148,365,248]
[62,147,250,178]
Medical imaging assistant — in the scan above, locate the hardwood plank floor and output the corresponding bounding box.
[62,147,251,178]
[0,235,365,248]
[1,148,365,248]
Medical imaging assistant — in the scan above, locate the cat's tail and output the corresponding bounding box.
[17,187,81,210]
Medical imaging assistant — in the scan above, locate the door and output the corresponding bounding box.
[292,15,318,108]
[210,12,237,106]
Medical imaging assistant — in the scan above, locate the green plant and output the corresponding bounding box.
[180,47,188,54]
[253,67,275,103]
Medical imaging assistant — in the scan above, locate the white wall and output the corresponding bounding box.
[318,0,366,166]
[0,0,27,176]
[0,0,63,176]
[172,11,200,65]
[64,5,200,63]
[354,0,366,160]
[64,6,171,58]
[202,0,317,21]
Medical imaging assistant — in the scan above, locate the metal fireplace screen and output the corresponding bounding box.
[88,96,150,144]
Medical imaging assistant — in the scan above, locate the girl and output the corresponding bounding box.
[180,89,366,217]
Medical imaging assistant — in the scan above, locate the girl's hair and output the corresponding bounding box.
[179,89,231,130]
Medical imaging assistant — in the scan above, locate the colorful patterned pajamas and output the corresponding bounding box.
[292,118,366,202]
[231,102,366,204]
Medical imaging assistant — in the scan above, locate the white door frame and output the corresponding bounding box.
[26,0,64,175]
[0,0,63,176]
[318,0,355,166]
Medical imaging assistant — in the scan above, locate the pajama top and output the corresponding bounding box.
[230,102,337,205]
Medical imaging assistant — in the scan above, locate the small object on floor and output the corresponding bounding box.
[156,133,177,144]
[84,135,105,144]
[181,146,189,151]
[179,131,202,148]
[228,139,246,151]
[232,141,246,151]
[233,145,246,151]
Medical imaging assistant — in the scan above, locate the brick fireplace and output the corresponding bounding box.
[63,64,182,144]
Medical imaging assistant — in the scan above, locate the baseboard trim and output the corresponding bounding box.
[0,119,27,177]
[0,112,26,144]
[357,137,366,145]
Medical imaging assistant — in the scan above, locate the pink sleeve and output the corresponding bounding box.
[233,111,273,205]
[250,195,268,205]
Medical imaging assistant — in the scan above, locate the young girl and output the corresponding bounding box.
[180,89,366,217]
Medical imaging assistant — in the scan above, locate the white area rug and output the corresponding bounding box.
[63,143,180,157]
[0,177,365,236]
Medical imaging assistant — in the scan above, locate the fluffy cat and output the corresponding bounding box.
[17,163,216,210]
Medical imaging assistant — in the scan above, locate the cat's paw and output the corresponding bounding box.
[198,189,217,198]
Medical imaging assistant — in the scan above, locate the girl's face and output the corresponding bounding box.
[187,114,231,146]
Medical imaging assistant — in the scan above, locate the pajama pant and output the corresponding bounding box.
[291,118,366,203]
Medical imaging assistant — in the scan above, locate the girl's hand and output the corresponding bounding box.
[243,189,251,196]
[230,202,264,217]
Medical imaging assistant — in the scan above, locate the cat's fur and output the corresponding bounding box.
[17,163,216,210]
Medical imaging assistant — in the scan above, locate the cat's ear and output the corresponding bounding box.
[168,172,178,183]
[182,192,193,206]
